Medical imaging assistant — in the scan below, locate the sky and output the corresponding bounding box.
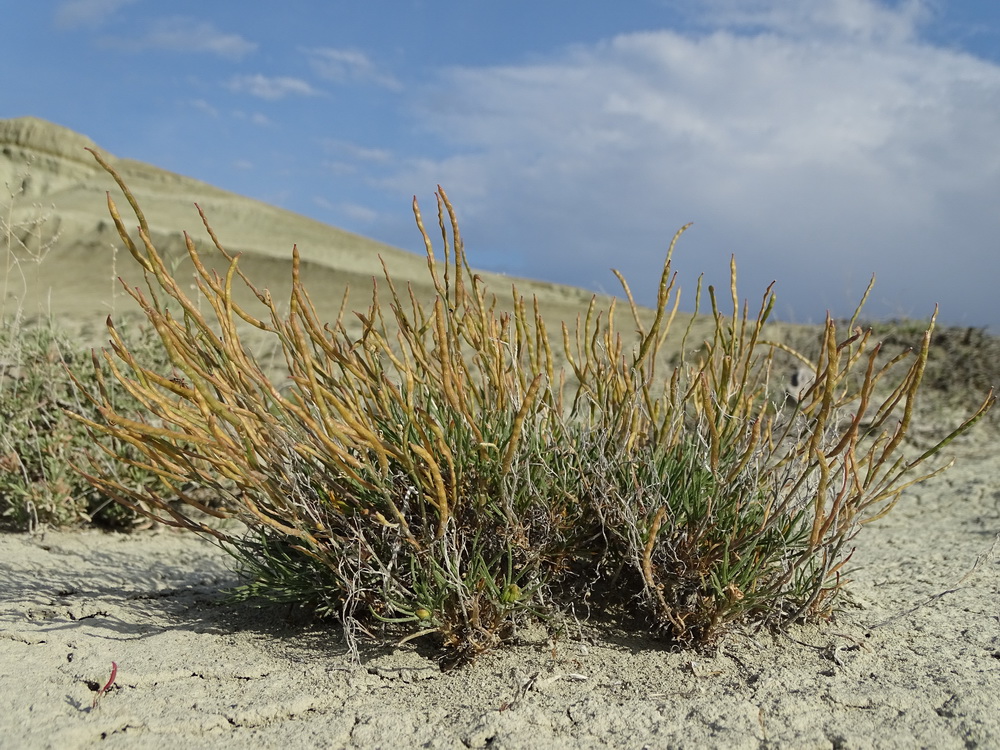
[6,0,1000,329]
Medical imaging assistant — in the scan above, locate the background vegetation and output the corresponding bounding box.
[1,168,171,529]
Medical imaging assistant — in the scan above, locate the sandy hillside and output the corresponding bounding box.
[2,117,999,749]
[0,116,631,343]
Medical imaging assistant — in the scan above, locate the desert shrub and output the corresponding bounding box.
[0,316,171,530]
[0,319,90,528]
[71,149,993,663]
[0,161,171,530]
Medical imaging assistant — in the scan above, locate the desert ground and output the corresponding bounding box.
[2,438,998,749]
[2,117,998,749]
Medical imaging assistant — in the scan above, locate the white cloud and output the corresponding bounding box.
[324,162,357,176]
[387,0,1000,326]
[106,17,257,59]
[230,111,273,127]
[190,99,219,118]
[348,145,393,163]
[54,0,137,29]
[151,18,256,59]
[229,75,320,101]
[685,0,930,42]
[306,47,402,90]
[321,138,393,164]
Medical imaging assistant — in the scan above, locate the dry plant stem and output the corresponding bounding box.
[91,661,117,710]
[69,149,994,661]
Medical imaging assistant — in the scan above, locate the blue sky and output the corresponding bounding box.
[7,0,1000,328]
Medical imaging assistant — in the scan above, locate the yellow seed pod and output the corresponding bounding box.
[415,608,432,620]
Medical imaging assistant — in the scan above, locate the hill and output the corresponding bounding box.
[0,116,598,336]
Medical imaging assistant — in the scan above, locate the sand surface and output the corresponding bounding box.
[2,434,997,750]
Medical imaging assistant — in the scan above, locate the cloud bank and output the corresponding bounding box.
[389,1,1000,326]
